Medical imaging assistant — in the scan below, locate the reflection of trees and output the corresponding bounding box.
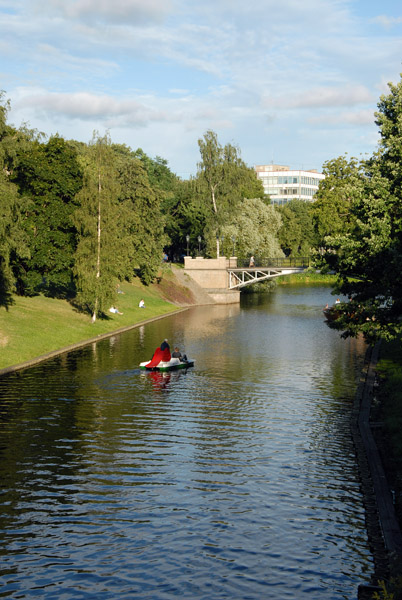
[0,348,172,540]
[0,287,374,596]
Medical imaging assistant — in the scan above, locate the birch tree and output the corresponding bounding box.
[73,133,121,322]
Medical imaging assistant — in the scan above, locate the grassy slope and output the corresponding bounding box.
[277,271,337,285]
[0,278,178,369]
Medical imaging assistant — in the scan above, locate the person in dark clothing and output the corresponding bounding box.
[160,339,170,351]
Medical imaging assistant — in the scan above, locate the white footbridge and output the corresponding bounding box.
[183,256,310,304]
[228,262,308,290]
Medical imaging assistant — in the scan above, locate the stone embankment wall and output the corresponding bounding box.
[354,343,402,599]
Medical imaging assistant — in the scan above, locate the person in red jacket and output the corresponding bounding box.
[147,339,171,367]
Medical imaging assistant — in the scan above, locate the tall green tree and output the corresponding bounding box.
[162,178,213,259]
[320,74,402,342]
[197,130,264,257]
[113,144,167,284]
[197,130,263,218]
[277,200,316,256]
[197,130,224,215]
[206,198,283,262]
[312,155,361,250]
[11,135,83,297]
[73,133,121,322]
[0,93,30,306]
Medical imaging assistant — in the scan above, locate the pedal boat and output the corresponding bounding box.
[140,357,195,372]
[323,306,341,322]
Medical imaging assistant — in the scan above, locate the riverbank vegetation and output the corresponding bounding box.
[314,78,402,345]
[277,270,337,285]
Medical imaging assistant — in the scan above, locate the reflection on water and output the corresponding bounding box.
[0,286,373,599]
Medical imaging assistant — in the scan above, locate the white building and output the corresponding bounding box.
[255,164,325,205]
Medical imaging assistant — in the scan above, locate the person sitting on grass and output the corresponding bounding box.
[139,299,145,308]
[109,306,123,315]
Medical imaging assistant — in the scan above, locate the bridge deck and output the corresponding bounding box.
[227,266,306,289]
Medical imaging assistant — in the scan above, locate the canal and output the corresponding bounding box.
[0,285,374,599]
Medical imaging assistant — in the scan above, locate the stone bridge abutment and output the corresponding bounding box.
[183,256,308,304]
[183,256,240,304]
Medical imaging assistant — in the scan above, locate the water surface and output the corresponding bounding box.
[0,286,373,599]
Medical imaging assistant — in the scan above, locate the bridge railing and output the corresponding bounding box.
[242,256,311,268]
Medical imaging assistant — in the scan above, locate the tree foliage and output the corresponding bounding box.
[162,178,210,260]
[312,155,361,248]
[0,93,30,306]
[196,130,265,257]
[277,200,316,256]
[73,133,121,322]
[114,144,167,284]
[197,130,263,218]
[205,198,283,262]
[319,74,402,342]
[11,136,83,297]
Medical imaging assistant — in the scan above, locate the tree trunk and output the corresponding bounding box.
[92,168,102,323]
[211,186,218,213]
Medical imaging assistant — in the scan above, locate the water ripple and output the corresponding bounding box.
[0,287,372,599]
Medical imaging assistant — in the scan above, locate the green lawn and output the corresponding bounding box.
[0,280,179,370]
[277,270,337,285]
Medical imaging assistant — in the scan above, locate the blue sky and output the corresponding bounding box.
[1,0,402,178]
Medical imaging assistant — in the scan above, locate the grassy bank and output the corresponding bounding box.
[277,270,337,285]
[0,278,179,370]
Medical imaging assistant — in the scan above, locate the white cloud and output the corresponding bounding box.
[372,15,402,29]
[14,91,184,127]
[308,109,375,126]
[40,0,174,25]
[262,85,374,110]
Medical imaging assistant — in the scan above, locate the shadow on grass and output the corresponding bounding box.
[0,269,15,311]
[69,298,114,320]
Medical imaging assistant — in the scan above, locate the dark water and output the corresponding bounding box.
[0,286,373,599]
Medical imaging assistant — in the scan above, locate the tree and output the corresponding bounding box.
[320,74,402,342]
[0,93,30,306]
[206,198,283,262]
[113,144,167,284]
[277,200,316,256]
[159,178,209,260]
[0,171,28,306]
[132,148,178,194]
[197,130,264,257]
[11,136,83,297]
[197,130,224,214]
[312,155,361,249]
[197,130,264,217]
[73,133,121,322]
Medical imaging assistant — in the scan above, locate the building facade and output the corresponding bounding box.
[255,164,325,205]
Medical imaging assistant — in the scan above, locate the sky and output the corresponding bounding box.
[1,0,402,179]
